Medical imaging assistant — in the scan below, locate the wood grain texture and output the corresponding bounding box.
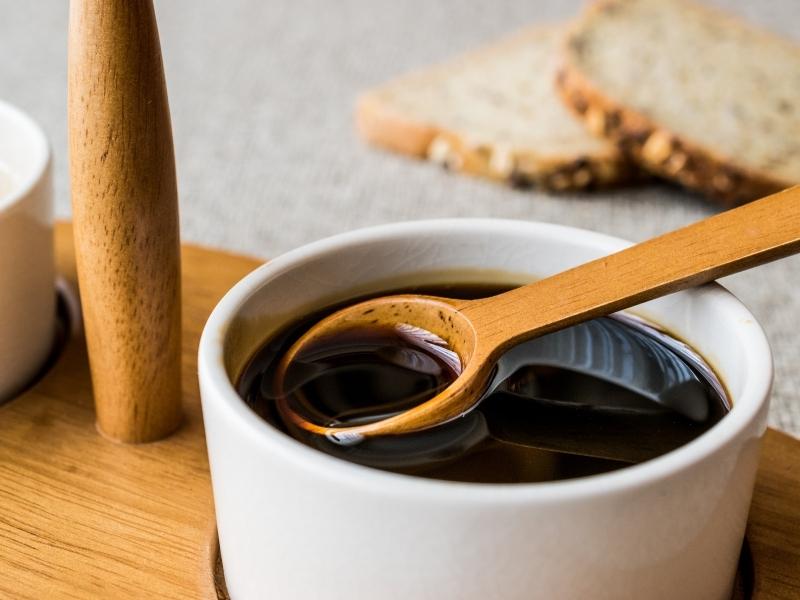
[0,223,796,598]
[67,0,182,442]
[748,430,800,598]
[279,186,800,438]
[0,223,260,599]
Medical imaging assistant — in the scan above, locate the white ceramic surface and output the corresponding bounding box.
[0,100,53,402]
[199,220,772,600]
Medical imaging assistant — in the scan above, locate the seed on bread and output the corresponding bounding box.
[489,146,515,179]
[664,151,688,175]
[585,107,607,137]
[572,166,593,188]
[640,131,673,165]
[427,136,462,171]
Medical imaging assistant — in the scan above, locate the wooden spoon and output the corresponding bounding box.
[276,186,800,442]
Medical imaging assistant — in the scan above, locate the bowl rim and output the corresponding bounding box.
[198,218,773,505]
[0,99,51,214]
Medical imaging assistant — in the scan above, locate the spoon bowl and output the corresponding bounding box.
[279,312,723,468]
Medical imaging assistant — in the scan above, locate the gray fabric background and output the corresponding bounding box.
[1,0,798,434]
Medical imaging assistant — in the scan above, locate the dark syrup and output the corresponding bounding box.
[237,283,729,484]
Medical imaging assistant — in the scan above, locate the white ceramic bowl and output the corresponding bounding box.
[199,219,771,600]
[0,100,54,401]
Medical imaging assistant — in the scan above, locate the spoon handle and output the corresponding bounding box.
[468,186,800,353]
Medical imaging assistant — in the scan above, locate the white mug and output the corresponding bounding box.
[199,219,771,600]
[0,100,54,402]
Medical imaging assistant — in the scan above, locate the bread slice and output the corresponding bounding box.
[357,25,632,191]
[558,0,800,205]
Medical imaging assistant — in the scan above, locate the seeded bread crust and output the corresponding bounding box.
[558,0,796,206]
[356,26,634,191]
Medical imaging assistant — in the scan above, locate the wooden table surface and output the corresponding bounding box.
[0,224,261,599]
[0,222,797,598]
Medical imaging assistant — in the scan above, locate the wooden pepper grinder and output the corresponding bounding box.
[67,0,182,443]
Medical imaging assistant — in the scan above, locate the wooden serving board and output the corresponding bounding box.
[0,223,797,599]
